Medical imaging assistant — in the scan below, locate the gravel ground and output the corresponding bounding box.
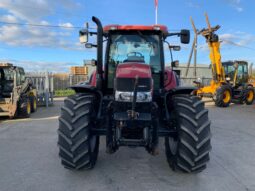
[0,100,255,191]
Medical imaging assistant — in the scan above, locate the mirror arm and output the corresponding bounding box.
[164,41,174,63]
[167,32,181,37]
[89,32,97,36]
[90,44,98,48]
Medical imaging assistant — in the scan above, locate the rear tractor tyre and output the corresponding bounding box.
[215,85,232,107]
[165,95,211,173]
[244,87,254,105]
[58,93,100,170]
[17,96,31,118]
[30,96,37,113]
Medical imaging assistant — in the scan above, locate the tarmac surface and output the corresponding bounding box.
[0,99,255,191]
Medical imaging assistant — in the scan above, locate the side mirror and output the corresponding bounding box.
[169,45,181,51]
[79,29,89,44]
[180,29,190,44]
[171,60,179,68]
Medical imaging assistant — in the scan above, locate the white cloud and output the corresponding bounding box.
[0,1,80,50]
[40,20,49,25]
[0,0,80,22]
[0,59,80,73]
[219,32,255,49]
[59,22,74,29]
[0,24,81,50]
[225,0,244,12]
[0,0,53,22]
[0,14,18,22]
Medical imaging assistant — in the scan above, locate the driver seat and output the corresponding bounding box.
[123,56,145,63]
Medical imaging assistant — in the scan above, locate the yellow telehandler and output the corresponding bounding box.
[193,14,254,107]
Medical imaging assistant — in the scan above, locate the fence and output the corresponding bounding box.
[180,77,212,86]
[26,72,54,107]
[53,74,88,90]
[175,65,212,87]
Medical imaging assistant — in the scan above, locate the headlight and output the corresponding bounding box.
[115,91,152,102]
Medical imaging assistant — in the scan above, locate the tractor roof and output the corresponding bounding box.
[103,25,168,35]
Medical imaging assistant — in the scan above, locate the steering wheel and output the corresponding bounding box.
[127,52,143,58]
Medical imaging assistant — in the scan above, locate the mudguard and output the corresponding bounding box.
[164,86,198,121]
[71,84,98,93]
[70,84,103,118]
[167,86,197,96]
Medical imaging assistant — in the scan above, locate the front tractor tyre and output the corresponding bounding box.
[58,93,99,170]
[165,95,212,173]
[244,87,254,105]
[215,85,232,107]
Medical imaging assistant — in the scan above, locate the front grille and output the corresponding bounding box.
[115,78,151,92]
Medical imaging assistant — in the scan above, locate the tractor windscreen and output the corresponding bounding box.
[108,32,161,88]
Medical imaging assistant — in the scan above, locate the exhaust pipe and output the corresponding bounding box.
[92,16,103,90]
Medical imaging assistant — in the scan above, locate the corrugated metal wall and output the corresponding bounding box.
[177,64,212,86]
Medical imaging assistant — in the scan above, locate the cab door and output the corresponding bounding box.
[237,63,249,84]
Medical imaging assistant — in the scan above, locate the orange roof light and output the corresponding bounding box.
[103,25,168,34]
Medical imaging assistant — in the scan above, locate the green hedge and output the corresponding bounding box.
[54,89,75,97]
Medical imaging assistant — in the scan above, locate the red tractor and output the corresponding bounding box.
[58,17,211,173]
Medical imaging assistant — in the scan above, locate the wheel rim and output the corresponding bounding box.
[33,99,37,110]
[90,135,97,152]
[168,137,178,155]
[247,90,254,102]
[223,90,231,103]
[27,101,31,114]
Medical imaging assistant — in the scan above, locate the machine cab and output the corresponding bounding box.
[104,26,166,92]
[223,61,249,85]
[0,64,26,98]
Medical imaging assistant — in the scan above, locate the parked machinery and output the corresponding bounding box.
[222,60,254,105]
[0,63,37,118]
[57,16,212,173]
[193,14,254,107]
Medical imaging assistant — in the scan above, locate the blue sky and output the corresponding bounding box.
[0,0,255,72]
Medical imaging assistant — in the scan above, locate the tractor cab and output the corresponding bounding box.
[104,27,164,91]
[79,22,190,96]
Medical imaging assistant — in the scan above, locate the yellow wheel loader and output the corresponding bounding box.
[0,63,37,118]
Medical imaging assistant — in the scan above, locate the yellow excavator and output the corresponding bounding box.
[193,14,254,107]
